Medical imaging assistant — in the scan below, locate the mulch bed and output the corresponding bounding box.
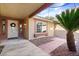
[29,37,53,46]
[0,46,4,54]
[50,43,79,56]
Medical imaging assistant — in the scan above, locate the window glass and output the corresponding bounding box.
[2,19,6,33]
[36,21,47,33]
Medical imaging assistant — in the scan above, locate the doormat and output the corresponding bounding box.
[0,46,4,54]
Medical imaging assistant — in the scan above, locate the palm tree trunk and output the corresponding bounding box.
[66,30,76,52]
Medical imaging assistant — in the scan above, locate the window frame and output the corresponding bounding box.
[35,20,47,33]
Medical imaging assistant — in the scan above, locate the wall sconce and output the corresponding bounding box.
[24,24,27,26]
[50,28,53,30]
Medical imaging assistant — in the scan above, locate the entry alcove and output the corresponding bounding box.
[0,18,7,40]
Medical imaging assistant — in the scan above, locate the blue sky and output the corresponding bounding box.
[37,3,79,17]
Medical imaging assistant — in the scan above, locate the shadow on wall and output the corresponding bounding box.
[54,30,79,40]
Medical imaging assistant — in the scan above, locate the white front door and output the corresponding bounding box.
[8,20,18,38]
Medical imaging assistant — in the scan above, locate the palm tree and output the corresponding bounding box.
[56,8,79,52]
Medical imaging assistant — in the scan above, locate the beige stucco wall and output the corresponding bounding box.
[28,18,79,40]
[23,18,29,39]
[28,18,55,40]
[28,18,35,40]
[54,25,79,39]
[54,25,66,38]
[47,22,54,37]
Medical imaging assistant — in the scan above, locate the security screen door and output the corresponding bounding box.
[7,20,18,38]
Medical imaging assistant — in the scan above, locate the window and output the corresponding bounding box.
[2,19,6,33]
[20,24,22,32]
[36,21,47,33]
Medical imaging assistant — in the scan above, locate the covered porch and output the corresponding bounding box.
[0,3,79,56]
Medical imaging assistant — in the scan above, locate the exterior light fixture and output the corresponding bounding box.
[24,24,27,26]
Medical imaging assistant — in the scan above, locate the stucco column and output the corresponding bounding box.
[23,16,29,39]
[53,23,57,37]
[0,18,1,40]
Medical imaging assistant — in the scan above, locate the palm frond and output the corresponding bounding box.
[56,8,79,32]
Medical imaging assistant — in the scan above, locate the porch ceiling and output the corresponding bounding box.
[0,3,44,19]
